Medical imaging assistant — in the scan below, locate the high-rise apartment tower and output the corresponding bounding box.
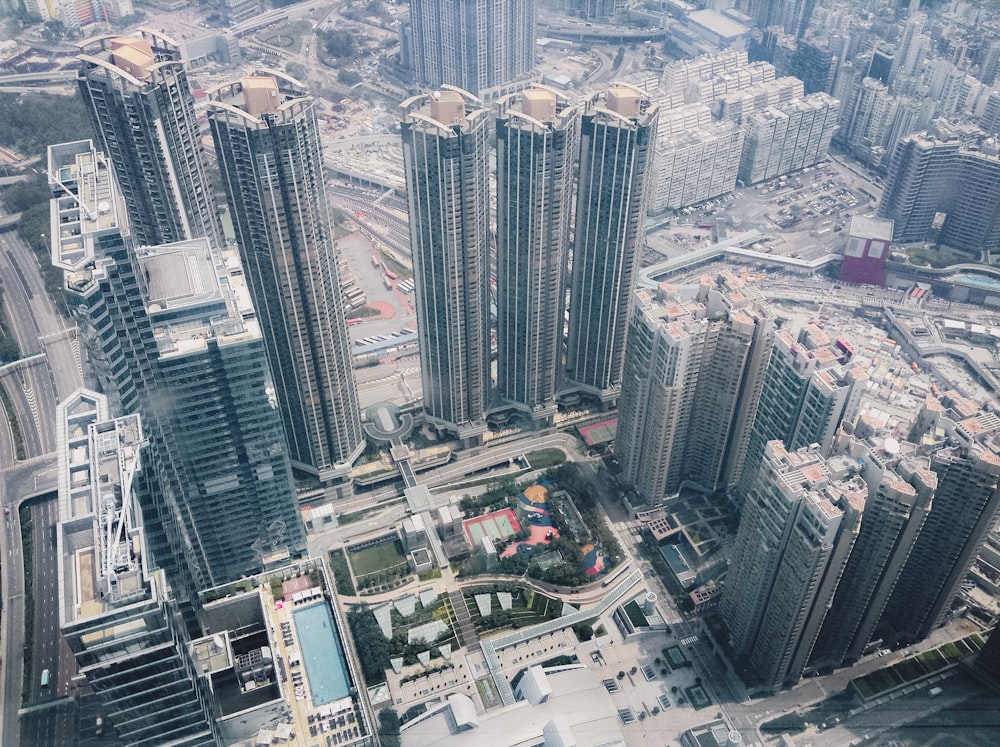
[879,418,1000,644]
[50,142,305,592]
[401,88,491,442]
[405,0,536,96]
[722,442,864,691]
[77,32,222,248]
[56,390,219,746]
[208,73,364,479]
[495,87,579,423]
[565,85,658,405]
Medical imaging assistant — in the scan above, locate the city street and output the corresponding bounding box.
[0,455,57,747]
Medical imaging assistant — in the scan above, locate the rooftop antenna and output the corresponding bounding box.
[37,166,98,222]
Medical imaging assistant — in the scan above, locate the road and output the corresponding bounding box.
[0,199,80,746]
[0,206,83,459]
[0,454,57,747]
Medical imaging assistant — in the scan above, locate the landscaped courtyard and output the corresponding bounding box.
[347,537,410,592]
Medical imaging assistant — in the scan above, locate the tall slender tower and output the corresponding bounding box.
[401,88,491,442]
[616,285,707,503]
[565,85,658,405]
[406,0,536,96]
[879,419,1000,644]
[208,73,364,479]
[738,327,867,505]
[811,441,935,668]
[722,441,864,691]
[495,87,578,423]
[137,238,305,588]
[77,31,222,248]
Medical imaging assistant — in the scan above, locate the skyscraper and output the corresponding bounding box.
[50,142,305,592]
[77,31,222,249]
[495,87,578,423]
[877,133,960,243]
[136,238,305,587]
[738,326,867,505]
[616,285,707,503]
[879,417,1000,644]
[810,439,935,668]
[405,0,536,96]
[208,73,364,479]
[56,390,219,746]
[565,85,658,405]
[616,275,774,503]
[722,442,864,691]
[401,89,491,442]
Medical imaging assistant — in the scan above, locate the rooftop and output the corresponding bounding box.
[135,238,262,356]
[400,666,625,747]
[47,140,126,272]
[56,390,150,628]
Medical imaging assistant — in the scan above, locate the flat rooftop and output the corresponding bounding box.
[401,666,625,747]
[48,140,126,272]
[135,239,262,355]
[57,390,149,629]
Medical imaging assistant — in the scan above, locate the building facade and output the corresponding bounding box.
[77,32,222,249]
[617,275,775,502]
[565,85,658,403]
[722,442,864,691]
[738,327,867,504]
[495,87,579,422]
[406,0,536,96]
[738,93,840,185]
[208,73,364,479]
[50,146,305,592]
[616,285,708,503]
[879,420,1000,644]
[810,436,935,668]
[134,238,306,588]
[400,89,491,441]
[877,133,1000,254]
[56,391,220,746]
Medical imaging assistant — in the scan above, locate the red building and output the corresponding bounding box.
[840,216,893,286]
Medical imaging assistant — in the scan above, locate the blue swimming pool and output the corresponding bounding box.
[292,602,351,706]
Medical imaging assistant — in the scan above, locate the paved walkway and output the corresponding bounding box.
[449,589,479,648]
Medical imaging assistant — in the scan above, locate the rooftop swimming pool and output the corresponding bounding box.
[292,602,351,706]
[953,273,1000,291]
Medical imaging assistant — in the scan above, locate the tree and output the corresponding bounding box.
[612,46,625,70]
[347,605,390,685]
[377,709,401,747]
[573,622,594,642]
[0,92,93,159]
[338,69,362,86]
[0,175,48,213]
[322,28,357,61]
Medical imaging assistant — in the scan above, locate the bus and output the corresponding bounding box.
[384,269,397,280]
[40,669,50,688]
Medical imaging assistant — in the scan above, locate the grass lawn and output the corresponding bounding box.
[525,448,566,469]
[665,645,690,669]
[349,539,408,577]
[262,19,313,54]
[476,677,502,709]
[685,684,711,709]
